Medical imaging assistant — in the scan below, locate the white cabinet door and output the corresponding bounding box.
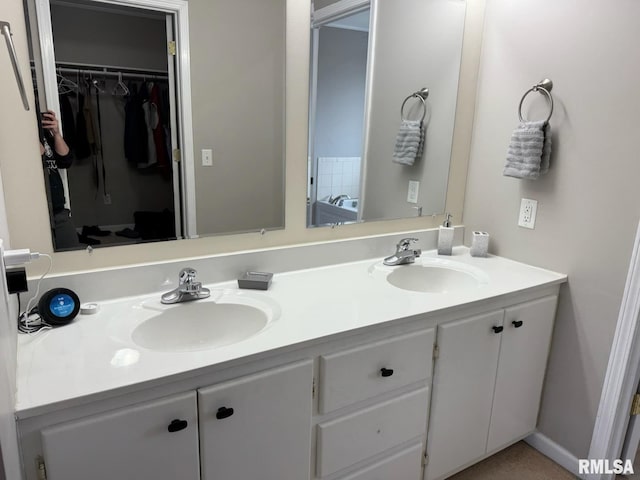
[41,392,199,480]
[198,360,313,480]
[487,295,558,452]
[425,310,504,480]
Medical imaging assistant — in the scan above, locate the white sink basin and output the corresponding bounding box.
[370,257,489,294]
[129,290,280,352]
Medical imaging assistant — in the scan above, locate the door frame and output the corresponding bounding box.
[588,219,640,479]
[32,0,198,238]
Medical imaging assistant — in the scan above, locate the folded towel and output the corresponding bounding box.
[503,120,552,179]
[393,119,425,166]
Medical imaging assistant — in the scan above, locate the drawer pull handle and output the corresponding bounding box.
[216,407,235,420]
[492,326,504,334]
[512,320,524,328]
[380,368,394,377]
[167,419,188,433]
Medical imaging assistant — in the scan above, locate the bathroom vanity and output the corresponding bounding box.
[14,247,565,480]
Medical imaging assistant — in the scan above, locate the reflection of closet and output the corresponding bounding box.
[49,1,177,245]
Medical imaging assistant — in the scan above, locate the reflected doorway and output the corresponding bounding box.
[307,6,370,227]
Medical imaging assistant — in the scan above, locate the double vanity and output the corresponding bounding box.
[15,243,566,480]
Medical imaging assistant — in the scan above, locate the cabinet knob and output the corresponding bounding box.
[380,367,394,377]
[512,320,524,328]
[167,419,188,433]
[216,406,235,420]
[492,325,504,334]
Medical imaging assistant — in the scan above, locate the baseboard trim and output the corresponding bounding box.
[526,431,582,478]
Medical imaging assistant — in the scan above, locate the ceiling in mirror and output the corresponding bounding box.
[307,0,467,228]
[24,0,285,252]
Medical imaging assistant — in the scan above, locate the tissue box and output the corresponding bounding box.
[238,271,273,290]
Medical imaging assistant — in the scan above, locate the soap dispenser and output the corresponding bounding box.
[438,213,454,255]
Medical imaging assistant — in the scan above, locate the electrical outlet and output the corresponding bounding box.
[103,193,112,205]
[518,198,538,229]
[202,149,213,167]
[407,180,420,203]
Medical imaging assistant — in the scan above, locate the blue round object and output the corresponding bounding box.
[49,293,76,317]
[37,288,80,326]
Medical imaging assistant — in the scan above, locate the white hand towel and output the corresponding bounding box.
[503,120,552,179]
[393,119,424,166]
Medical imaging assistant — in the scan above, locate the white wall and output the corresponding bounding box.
[190,0,285,235]
[463,0,640,458]
[0,0,40,476]
[314,26,368,159]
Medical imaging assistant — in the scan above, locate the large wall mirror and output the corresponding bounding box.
[307,0,467,227]
[23,0,285,252]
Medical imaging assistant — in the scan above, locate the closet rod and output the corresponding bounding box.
[57,66,168,81]
[55,61,167,75]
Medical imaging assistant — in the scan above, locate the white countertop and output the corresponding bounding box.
[16,247,566,417]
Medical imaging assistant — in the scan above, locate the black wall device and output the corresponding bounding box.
[6,267,28,294]
[37,288,80,326]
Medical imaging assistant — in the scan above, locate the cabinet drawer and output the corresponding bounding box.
[317,387,429,477]
[337,443,423,480]
[319,329,434,413]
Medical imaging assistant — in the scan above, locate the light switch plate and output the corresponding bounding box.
[202,149,213,167]
[407,181,420,204]
[518,198,537,229]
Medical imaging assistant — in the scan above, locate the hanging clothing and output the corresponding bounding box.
[149,82,169,171]
[140,82,158,168]
[74,93,91,159]
[59,93,76,153]
[83,89,99,155]
[93,84,108,197]
[124,82,148,166]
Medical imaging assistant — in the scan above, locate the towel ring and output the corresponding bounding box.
[401,88,429,122]
[518,79,554,123]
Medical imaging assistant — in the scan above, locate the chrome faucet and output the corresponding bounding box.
[161,267,211,304]
[383,238,422,266]
[330,194,351,206]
